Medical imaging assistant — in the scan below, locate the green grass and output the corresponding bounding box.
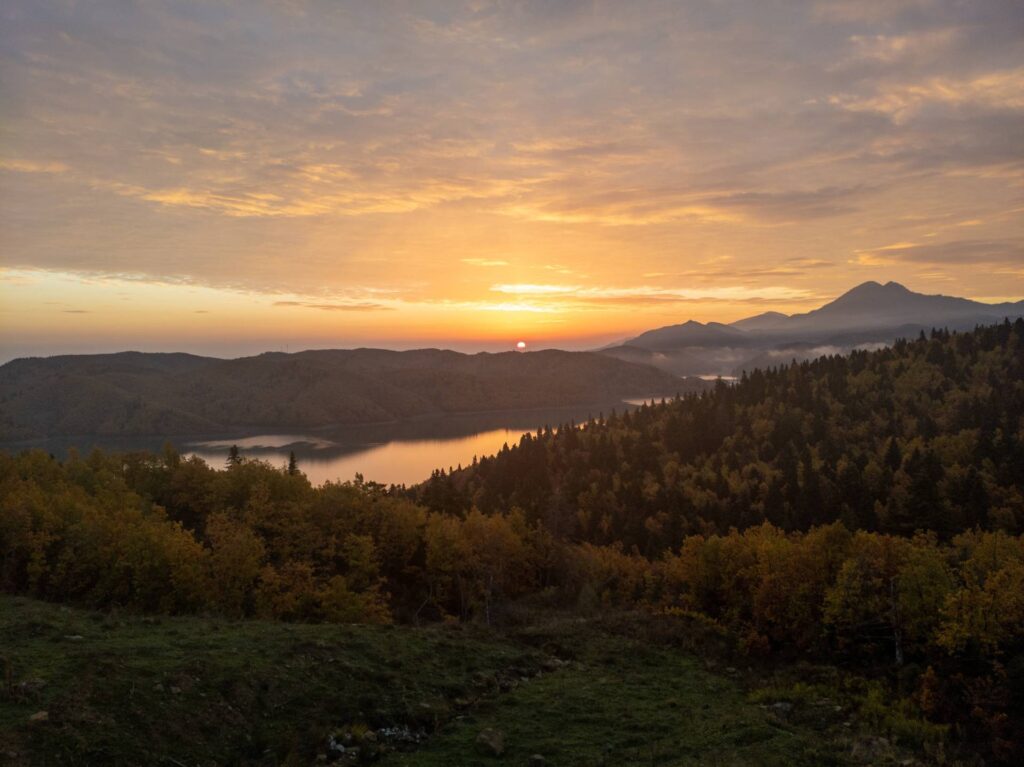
[0,597,914,766]
[385,635,840,766]
[381,612,871,766]
[0,596,535,765]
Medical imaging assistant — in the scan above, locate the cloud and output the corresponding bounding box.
[461,258,509,267]
[830,68,1024,123]
[705,186,872,222]
[476,302,557,314]
[491,283,816,306]
[843,29,960,66]
[811,0,936,23]
[491,284,580,296]
[0,159,69,174]
[785,258,835,269]
[855,239,1024,265]
[272,300,393,312]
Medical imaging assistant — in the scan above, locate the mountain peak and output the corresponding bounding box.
[848,279,910,294]
[731,310,790,331]
[830,280,912,307]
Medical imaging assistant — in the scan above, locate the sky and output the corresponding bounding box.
[1,0,1022,361]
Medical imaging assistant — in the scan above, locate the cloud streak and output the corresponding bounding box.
[273,300,393,312]
[856,239,1024,265]
[491,284,817,306]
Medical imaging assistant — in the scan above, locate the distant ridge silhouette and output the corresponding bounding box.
[0,348,702,441]
[600,281,1024,378]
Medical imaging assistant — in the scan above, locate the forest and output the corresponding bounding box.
[428,320,1024,545]
[1,320,1023,762]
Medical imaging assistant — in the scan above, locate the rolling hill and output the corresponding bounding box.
[0,348,700,440]
[625,319,752,350]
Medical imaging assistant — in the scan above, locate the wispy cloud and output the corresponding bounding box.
[855,239,1024,266]
[830,67,1024,123]
[273,300,393,312]
[843,29,960,65]
[491,284,816,305]
[461,258,510,268]
[0,158,69,174]
[491,284,580,296]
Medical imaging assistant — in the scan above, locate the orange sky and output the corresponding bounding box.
[1,1,1022,360]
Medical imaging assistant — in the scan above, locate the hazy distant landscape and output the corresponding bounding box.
[601,281,1024,377]
[0,348,698,441]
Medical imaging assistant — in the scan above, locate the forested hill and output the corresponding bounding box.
[0,348,700,440]
[423,321,1024,551]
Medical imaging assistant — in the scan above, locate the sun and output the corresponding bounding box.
[516,341,527,351]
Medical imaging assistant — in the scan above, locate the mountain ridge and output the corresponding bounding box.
[734,280,1024,333]
[600,281,1024,377]
[0,347,701,441]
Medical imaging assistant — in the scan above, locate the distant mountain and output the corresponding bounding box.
[0,348,703,441]
[600,281,1024,377]
[626,320,751,351]
[760,281,1024,334]
[729,311,789,332]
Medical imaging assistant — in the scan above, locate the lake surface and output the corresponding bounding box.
[190,427,531,486]
[4,402,634,487]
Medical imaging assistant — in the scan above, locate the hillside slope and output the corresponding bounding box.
[0,595,894,766]
[441,321,1024,547]
[0,348,700,440]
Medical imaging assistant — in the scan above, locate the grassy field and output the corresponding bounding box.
[0,596,921,766]
[383,632,842,767]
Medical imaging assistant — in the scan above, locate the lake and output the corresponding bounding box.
[4,402,640,487]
